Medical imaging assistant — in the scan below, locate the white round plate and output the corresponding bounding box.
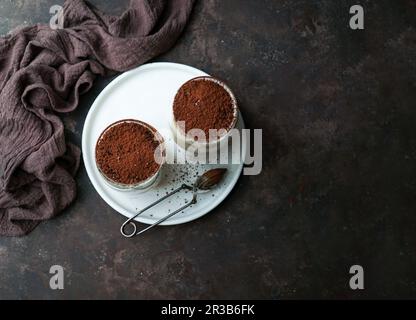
[82,62,246,226]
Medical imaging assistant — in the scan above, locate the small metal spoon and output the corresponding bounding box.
[120,168,227,238]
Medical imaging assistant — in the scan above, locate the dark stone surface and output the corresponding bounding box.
[1,0,416,299]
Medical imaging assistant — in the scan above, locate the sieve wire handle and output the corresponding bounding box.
[120,184,194,238]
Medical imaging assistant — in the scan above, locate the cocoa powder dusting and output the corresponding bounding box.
[173,78,235,136]
[95,121,161,185]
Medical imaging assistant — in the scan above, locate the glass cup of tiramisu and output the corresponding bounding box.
[170,76,238,151]
[95,119,165,190]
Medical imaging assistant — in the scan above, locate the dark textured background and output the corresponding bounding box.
[0,0,415,299]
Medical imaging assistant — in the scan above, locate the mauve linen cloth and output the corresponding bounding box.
[0,0,195,236]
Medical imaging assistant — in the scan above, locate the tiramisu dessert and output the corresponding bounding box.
[95,120,164,189]
[172,76,238,146]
